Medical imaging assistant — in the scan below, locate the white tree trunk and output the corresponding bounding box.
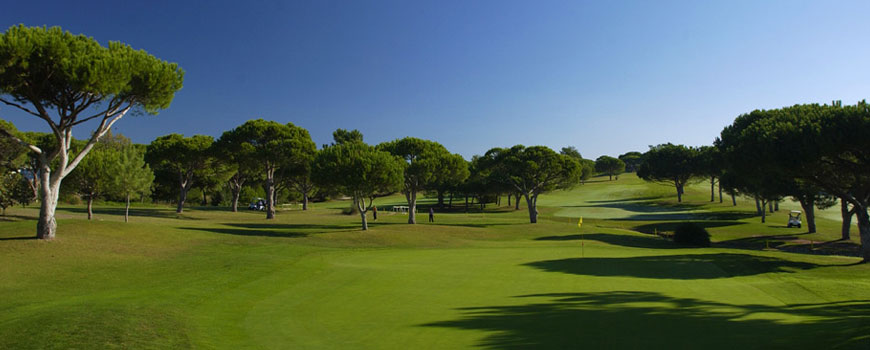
[176,183,189,213]
[265,178,276,219]
[230,185,241,212]
[406,190,417,224]
[356,195,368,230]
[710,176,716,202]
[842,200,854,240]
[125,194,131,223]
[36,169,60,240]
[86,195,94,220]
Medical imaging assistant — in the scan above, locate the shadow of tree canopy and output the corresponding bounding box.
[632,221,745,234]
[422,291,870,349]
[0,214,35,222]
[564,201,703,214]
[436,222,523,228]
[585,196,664,204]
[524,253,821,279]
[222,223,356,230]
[179,226,310,238]
[179,221,405,238]
[717,233,863,258]
[61,207,204,220]
[700,211,757,221]
[535,233,677,249]
[0,236,36,241]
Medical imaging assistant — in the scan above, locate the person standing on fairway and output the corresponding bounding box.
[428,207,435,223]
[373,206,378,221]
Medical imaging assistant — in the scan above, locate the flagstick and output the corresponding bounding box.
[578,216,584,258]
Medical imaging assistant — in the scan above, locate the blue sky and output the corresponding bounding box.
[1,0,869,159]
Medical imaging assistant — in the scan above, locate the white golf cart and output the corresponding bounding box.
[787,210,802,228]
[248,198,266,211]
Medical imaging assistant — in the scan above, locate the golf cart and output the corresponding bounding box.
[787,210,802,228]
[248,198,266,211]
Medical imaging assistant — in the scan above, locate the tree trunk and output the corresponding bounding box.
[201,190,207,206]
[26,174,39,202]
[272,188,279,210]
[507,194,511,207]
[525,193,537,223]
[36,171,59,240]
[437,190,445,209]
[176,183,189,214]
[768,201,774,213]
[755,197,762,215]
[125,194,131,223]
[448,193,453,208]
[798,197,816,233]
[719,182,723,203]
[675,183,683,203]
[230,185,241,212]
[609,173,613,181]
[761,199,766,223]
[302,192,309,210]
[406,190,417,224]
[710,176,715,202]
[264,177,275,220]
[855,205,870,262]
[774,201,779,212]
[87,195,94,220]
[356,196,368,230]
[515,194,521,210]
[842,200,854,240]
[731,192,737,206]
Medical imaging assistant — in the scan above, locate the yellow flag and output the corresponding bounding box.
[577,217,583,228]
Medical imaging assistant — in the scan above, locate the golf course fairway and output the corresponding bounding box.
[1,175,868,349]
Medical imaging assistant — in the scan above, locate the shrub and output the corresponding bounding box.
[673,222,711,247]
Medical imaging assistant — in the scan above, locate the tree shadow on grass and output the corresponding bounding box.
[180,226,310,238]
[700,211,757,220]
[718,233,862,258]
[524,253,821,280]
[632,221,744,234]
[586,196,664,204]
[0,236,36,241]
[566,200,705,211]
[180,221,406,237]
[0,214,34,222]
[422,291,870,349]
[61,207,203,220]
[223,223,358,230]
[535,233,677,249]
[435,222,523,228]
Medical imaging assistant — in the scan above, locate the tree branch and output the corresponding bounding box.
[0,127,43,155]
[0,97,44,119]
[70,97,126,127]
[63,103,133,178]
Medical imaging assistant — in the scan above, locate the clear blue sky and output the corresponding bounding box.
[2,0,869,159]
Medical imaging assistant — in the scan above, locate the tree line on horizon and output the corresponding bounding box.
[0,116,629,229]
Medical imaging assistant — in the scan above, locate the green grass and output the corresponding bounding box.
[1,174,868,349]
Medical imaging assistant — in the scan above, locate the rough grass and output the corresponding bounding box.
[0,174,868,349]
